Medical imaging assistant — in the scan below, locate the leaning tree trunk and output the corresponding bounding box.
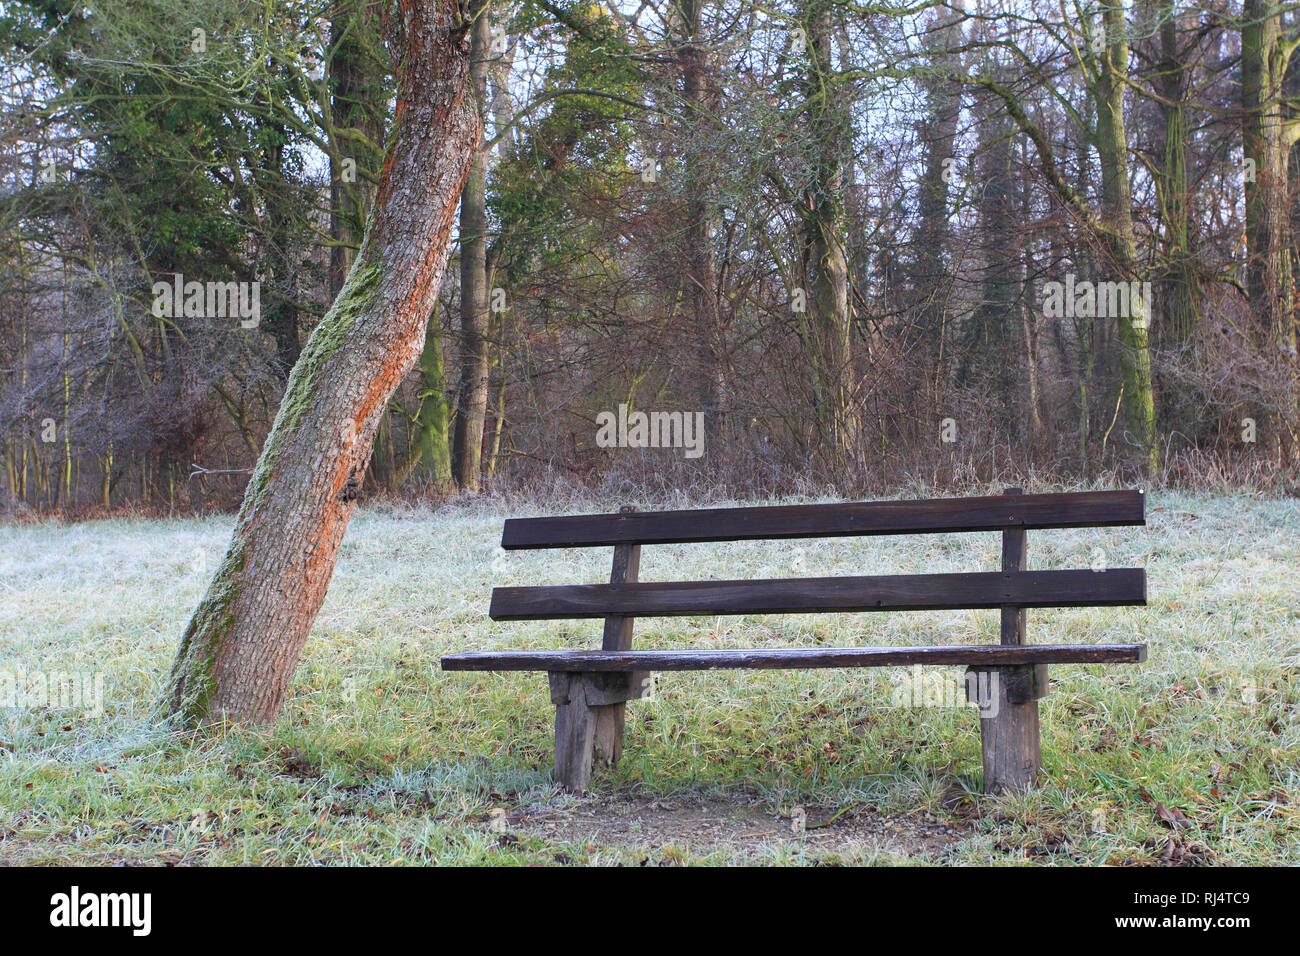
[164,0,480,726]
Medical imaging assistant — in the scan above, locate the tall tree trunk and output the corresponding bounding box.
[799,0,854,464]
[1243,0,1299,460]
[164,0,479,726]
[263,119,303,377]
[1096,2,1158,471]
[451,10,493,492]
[419,9,508,489]
[676,0,726,453]
[911,6,963,389]
[415,301,453,488]
[1242,0,1296,352]
[1018,141,1042,441]
[962,60,1019,433]
[1154,0,1199,346]
[328,0,387,298]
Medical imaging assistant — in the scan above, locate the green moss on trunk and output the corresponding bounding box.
[162,537,249,725]
[242,256,384,515]
[161,256,384,726]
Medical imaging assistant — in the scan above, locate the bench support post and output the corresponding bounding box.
[593,509,643,768]
[550,671,653,792]
[552,675,595,793]
[979,487,1043,794]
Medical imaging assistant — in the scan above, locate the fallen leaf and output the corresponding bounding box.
[1155,802,1192,830]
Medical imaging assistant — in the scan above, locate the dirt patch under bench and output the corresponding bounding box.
[508,793,971,860]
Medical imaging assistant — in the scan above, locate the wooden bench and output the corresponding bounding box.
[442,488,1148,794]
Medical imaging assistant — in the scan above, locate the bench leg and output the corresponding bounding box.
[592,704,624,768]
[592,670,651,767]
[596,532,642,767]
[549,672,652,793]
[970,664,1047,794]
[552,676,596,793]
[982,494,1046,795]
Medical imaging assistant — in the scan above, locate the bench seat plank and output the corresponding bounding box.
[442,643,1148,671]
[502,490,1144,549]
[489,568,1146,620]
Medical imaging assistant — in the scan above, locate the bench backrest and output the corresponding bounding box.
[501,490,1144,549]
[490,490,1146,622]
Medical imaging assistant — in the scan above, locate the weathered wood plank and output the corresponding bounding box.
[548,671,653,707]
[1000,488,1028,648]
[982,487,1041,793]
[593,516,642,767]
[501,490,1145,549]
[979,665,1042,794]
[441,643,1148,672]
[489,568,1146,620]
[551,673,595,792]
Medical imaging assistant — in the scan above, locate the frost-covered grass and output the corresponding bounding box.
[0,490,1296,865]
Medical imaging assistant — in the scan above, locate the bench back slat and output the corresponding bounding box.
[501,490,1144,550]
[489,568,1146,620]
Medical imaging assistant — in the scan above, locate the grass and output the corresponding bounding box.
[0,490,1297,865]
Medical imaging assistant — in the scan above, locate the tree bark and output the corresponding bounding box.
[1095,3,1158,472]
[262,113,303,377]
[912,8,962,389]
[1073,113,1096,474]
[1242,0,1298,460]
[451,10,493,493]
[1019,142,1043,440]
[798,0,855,464]
[1154,0,1199,346]
[415,300,454,488]
[961,60,1019,431]
[676,0,727,452]
[328,0,387,299]
[1242,0,1295,353]
[164,0,479,726]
